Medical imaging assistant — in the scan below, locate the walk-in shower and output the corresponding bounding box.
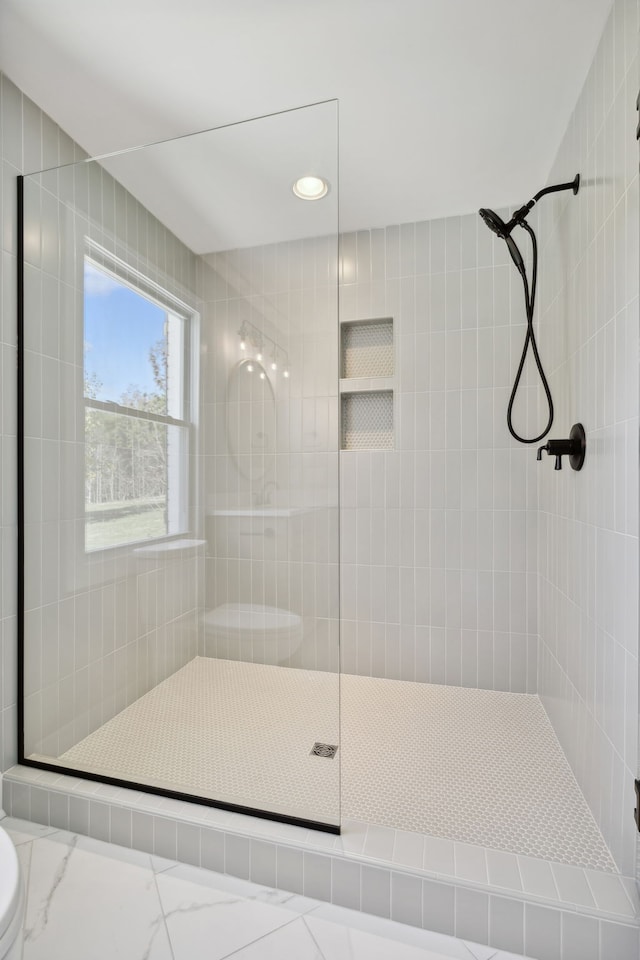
[18,111,622,860]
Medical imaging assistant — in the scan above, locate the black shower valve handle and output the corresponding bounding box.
[548,438,570,470]
[536,424,586,472]
[536,442,562,470]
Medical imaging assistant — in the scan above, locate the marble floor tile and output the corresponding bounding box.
[155,867,309,960]
[4,817,56,845]
[14,840,33,893]
[462,942,500,960]
[310,902,479,959]
[22,833,172,960]
[306,914,485,960]
[225,914,476,960]
[221,917,324,959]
[161,861,320,915]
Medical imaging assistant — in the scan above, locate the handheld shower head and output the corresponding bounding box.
[478,209,526,276]
[478,208,509,238]
[504,234,526,280]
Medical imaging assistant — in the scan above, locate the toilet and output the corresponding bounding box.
[0,824,24,960]
[203,602,304,665]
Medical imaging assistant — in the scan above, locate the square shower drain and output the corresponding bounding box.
[310,742,339,758]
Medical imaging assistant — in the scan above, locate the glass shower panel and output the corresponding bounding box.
[20,101,340,829]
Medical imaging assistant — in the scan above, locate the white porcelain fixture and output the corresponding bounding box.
[203,602,303,664]
[0,825,24,960]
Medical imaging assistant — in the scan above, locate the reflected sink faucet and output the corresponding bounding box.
[254,480,277,507]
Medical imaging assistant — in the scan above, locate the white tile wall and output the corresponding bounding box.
[338,214,538,689]
[3,75,204,761]
[1,72,35,772]
[535,0,639,876]
[198,238,341,673]
[200,210,539,690]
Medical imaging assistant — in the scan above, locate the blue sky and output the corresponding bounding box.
[84,261,166,401]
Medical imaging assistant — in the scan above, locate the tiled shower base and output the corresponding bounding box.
[33,656,613,870]
[6,657,639,958]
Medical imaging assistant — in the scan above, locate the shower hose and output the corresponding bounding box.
[506,220,554,444]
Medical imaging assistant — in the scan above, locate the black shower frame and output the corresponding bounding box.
[15,174,340,835]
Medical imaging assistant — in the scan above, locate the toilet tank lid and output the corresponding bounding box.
[0,827,21,943]
[204,602,301,633]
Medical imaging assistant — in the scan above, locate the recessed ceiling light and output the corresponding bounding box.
[292,175,329,200]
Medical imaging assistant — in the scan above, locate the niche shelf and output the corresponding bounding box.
[339,317,394,450]
[341,317,393,379]
[341,390,394,450]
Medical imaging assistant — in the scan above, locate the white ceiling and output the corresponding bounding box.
[0,0,613,252]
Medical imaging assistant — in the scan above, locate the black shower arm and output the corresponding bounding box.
[532,174,580,204]
[507,174,581,231]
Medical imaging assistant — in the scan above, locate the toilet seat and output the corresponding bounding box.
[0,827,23,959]
[203,602,302,640]
[203,602,304,664]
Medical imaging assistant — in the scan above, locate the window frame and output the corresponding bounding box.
[82,240,195,554]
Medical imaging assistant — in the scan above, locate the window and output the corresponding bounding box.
[83,249,192,552]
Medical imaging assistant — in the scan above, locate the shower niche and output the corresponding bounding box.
[339,316,394,449]
[18,101,341,831]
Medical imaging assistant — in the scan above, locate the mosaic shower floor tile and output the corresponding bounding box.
[47,657,615,871]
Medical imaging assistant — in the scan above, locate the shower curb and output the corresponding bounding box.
[2,765,639,960]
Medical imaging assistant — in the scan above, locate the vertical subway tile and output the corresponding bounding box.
[201,829,225,873]
[10,782,30,820]
[154,816,178,862]
[599,920,640,960]
[250,840,277,888]
[303,852,331,900]
[131,812,155,855]
[331,858,361,910]
[88,800,110,842]
[49,791,69,831]
[362,865,391,920]
[110,806,132,849]
[276,845,304,895]
[561,912,598,960]
[524,903,561,960]
[29,786,49,825]
[488,894,524,955]
[391,873,422,927]
[68,795,89,836]
[223,833,251,879]
[176,822,201,867]
[422,878,455,936]
[454,887,488,944]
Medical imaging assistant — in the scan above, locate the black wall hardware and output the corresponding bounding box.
[536,423,586,471]
[478,175,580,445]
[635,779,640,832]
